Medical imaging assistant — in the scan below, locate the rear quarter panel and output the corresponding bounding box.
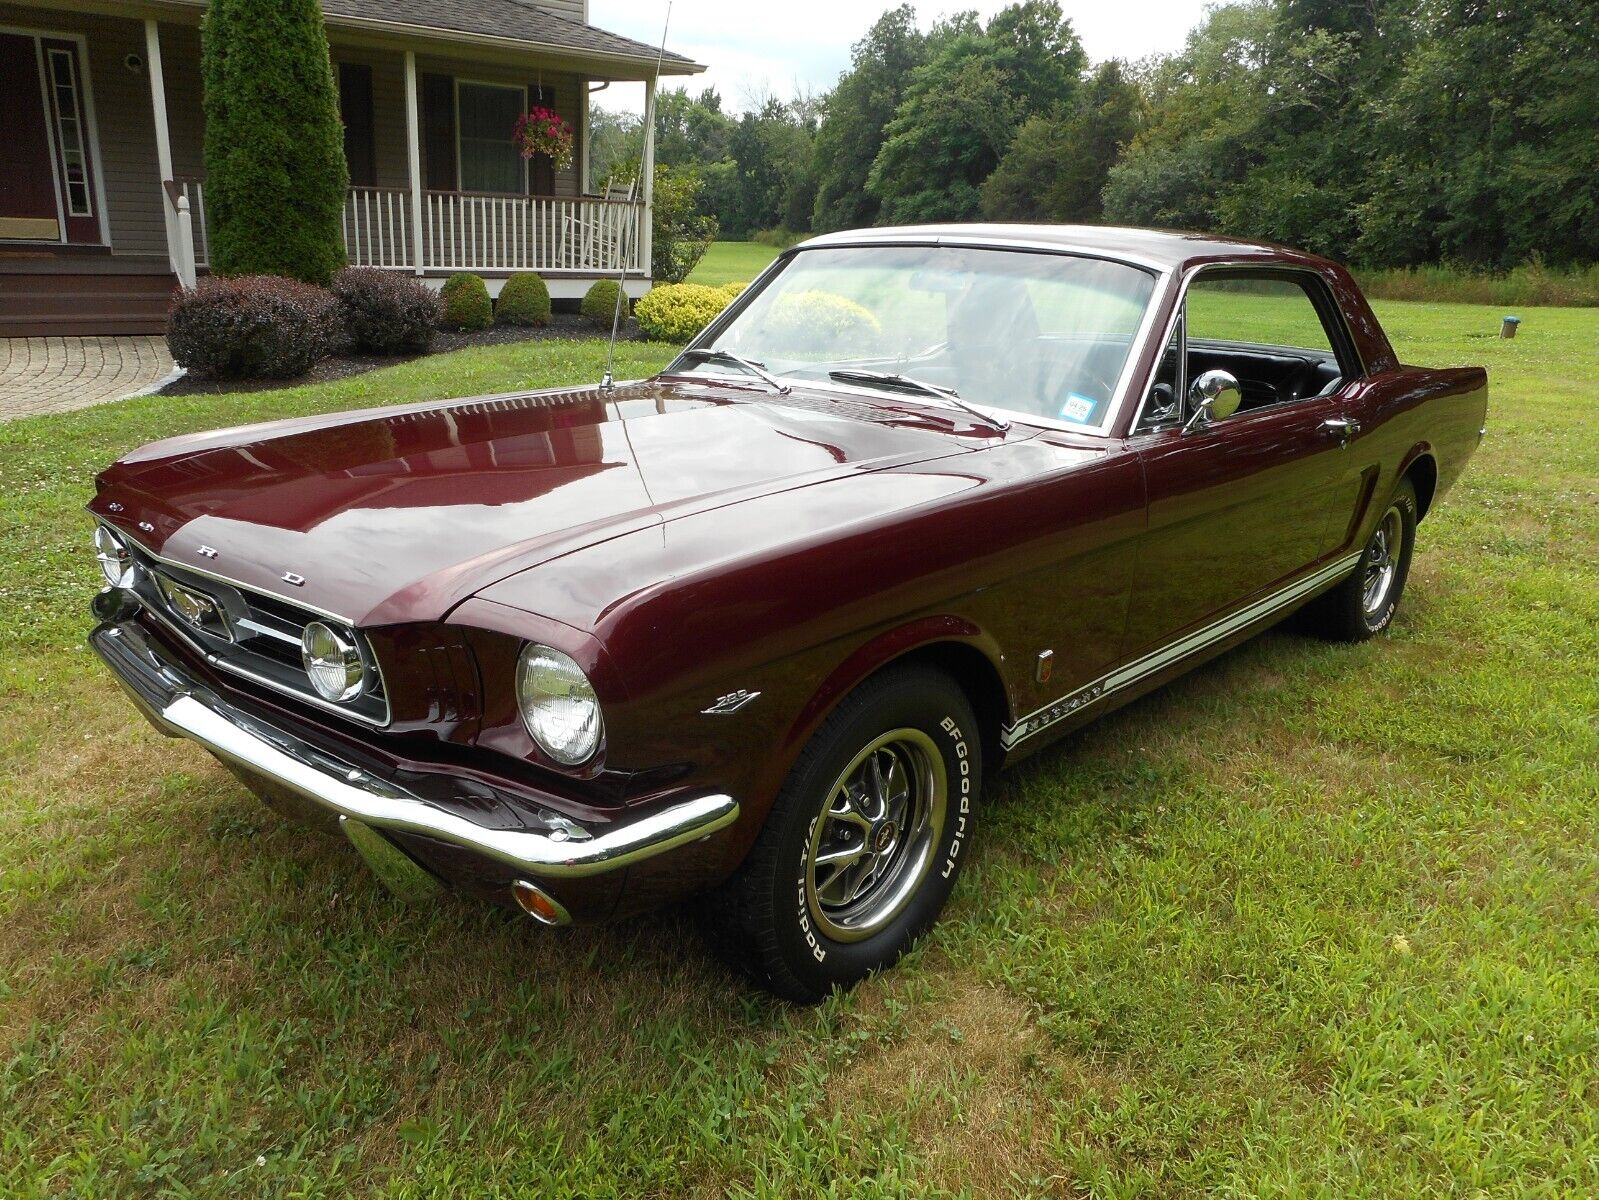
[1340,365,1487,550]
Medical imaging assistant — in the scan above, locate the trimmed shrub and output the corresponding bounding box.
[496,273,553,327]
[167,275,339,379]
[581,278,625,325]
[333,268,440,354]
[763,291,881,359]
[202,0,348,285]
[440,273,492,331]
[634,283,738,342]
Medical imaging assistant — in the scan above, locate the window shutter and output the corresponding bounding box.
[337,62,376,187]
[422,73,456,191]
[529,84,555,196]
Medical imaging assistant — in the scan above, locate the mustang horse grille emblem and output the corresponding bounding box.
[703,690,760,715]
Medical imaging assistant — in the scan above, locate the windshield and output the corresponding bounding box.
[678,244,1157,429]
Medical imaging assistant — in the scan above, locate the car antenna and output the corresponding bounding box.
[601,0,674,394]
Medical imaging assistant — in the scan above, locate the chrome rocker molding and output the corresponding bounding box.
[90,618,740,879]
[1001,551,1364,750]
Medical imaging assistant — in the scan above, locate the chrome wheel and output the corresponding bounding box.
[804,728,947,943]
[1362,506,1404,619]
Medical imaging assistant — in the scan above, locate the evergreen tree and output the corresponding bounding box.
[202,0,348,284]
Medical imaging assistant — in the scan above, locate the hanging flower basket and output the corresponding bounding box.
[512,107,575,170]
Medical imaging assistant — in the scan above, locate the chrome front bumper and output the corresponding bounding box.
[90,615,739,881]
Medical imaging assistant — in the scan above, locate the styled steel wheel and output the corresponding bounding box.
[804,729,946,943]
[1361,505,1404,619]
[1304,478,1418,643]
[704,666,980,1002]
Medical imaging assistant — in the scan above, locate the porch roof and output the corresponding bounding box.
[149,0,705,78]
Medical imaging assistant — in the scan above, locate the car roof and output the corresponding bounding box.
[795,223,1332,274]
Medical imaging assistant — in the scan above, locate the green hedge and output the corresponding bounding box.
[497,273,552,327]
[440,274,492,331]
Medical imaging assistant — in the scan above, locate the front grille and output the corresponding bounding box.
[120,539,390,727]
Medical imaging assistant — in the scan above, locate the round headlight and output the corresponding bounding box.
[94,525,136,588]
[300,621,366,703]
[516,644,603,766]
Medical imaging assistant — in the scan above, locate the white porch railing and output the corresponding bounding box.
[344,186,414,270]
[168,180,645,277]
[417,192,645,274]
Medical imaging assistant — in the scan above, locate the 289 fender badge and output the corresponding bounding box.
[703,690,760,715]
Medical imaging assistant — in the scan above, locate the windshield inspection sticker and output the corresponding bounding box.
[1059,393,1099,424]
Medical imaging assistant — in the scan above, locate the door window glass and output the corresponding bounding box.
[1185,275,1345,414]
[1186,277,1335,354]
[46,48,91,217]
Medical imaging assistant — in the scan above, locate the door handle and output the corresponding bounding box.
[1321,417,1360,446]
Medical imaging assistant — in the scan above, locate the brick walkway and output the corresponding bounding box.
[0,336,177,421]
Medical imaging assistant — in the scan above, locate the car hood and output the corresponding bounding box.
[91,378,998,625]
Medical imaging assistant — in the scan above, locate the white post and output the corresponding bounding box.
[144,20,181,276]
[403,51,425,275]
[640,78,656,279]
[174,193,197,288]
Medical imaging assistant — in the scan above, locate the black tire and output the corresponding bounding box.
[1304,478,1418,642]
[704,666,982,1002]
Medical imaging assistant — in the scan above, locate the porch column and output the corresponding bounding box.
[144,19,194,287]
[640,78,656,279]
[403,51,425,275]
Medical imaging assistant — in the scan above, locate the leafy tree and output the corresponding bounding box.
[811,6,932,231]
[201,0,348,284]
[868,2,1086,223]
[652,163,719,283]
[982,60,1142,222]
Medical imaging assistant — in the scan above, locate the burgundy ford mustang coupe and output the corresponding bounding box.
[89,225,1486,1000]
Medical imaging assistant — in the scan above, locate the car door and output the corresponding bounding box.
[1120,269,1369,661]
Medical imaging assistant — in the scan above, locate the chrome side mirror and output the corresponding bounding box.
[1183,369,1242,433]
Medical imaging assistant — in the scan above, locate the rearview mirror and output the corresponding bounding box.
[1183,370,1242,433]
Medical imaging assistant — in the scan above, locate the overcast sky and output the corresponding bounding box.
[588,0,1214,114]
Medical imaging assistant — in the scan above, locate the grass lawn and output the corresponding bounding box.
[688,240,781,287]
[1,302,1596,1197]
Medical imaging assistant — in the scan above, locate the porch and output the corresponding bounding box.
[173,181,649,298]
[0,0,702,334]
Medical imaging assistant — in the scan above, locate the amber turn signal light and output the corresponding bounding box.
[511,880,571,926]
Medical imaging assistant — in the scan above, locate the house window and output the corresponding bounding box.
[45,47,91,217]
[457,81,525,194]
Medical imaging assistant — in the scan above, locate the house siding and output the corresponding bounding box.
[524,1,588,25]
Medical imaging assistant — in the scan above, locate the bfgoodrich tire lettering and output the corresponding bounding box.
[705,665,981,1002]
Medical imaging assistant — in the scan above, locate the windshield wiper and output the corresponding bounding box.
[828,369,1009,432]
[678,348,790,394]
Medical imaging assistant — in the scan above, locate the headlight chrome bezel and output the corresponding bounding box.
[300,620,367,703]
[94,524,137,589]
[516,643,604,767]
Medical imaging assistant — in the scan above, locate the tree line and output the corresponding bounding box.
[592,0,1598,270]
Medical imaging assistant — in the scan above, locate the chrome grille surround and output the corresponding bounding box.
[107,526,391,727]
